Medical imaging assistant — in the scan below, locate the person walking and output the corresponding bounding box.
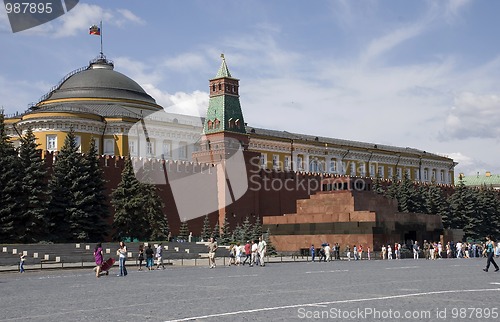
[413,241,420,259]
[335,243,340,260]
[258,236,267,266]
[207,237,218,269]
[137,244,144,271]
[19,253,26,273]
[93,243,103,278]
[346,245,351,261]
[145,244,154,270]
[310,244,316,262]
[251,240,258,266]
[117,241,127,277]
[483,235,499,272]
[325,243,331,262]
[156,243,165,270]
[242,241,252,265]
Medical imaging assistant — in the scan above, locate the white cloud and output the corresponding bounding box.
[19,4,144,37]
[0,6,11,33]
[163,53,209,72]
[116,9,145,26]
[440,92,500,140]
[445,0,472,23]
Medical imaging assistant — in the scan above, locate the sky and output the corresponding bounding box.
[1,0,499,176]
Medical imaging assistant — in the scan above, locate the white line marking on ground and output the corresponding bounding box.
[305,270,348,274]
[164,288,500,322]
[385,266,419,270]
[207,274,258,279]
[491,282,500,285]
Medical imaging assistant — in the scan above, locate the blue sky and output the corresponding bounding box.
[1,0,499,176]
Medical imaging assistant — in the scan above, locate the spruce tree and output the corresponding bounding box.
[425,183,448,218]
[212,221,220,240]
[372,175,385,195]
[81,139,109,242]
[0,113,21,242]
[47,130,95,241]
[240,216,253,242]
[448,179,477,237]
[201,215,212,241]
[18,127,49,242]
[232,223,242,243]
[178,221,189,241]
[143,183,169,240]
[112,157,148,241]
[264,228,277,255]
[219,216,231,245]
[252,216,263,241]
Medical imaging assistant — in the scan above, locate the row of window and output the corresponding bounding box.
[260,154,452,183]
[129,140,188,159]
[211,83,238,94]
[207,118,242,130]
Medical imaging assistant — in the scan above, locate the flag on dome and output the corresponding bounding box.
[89,24,100,35]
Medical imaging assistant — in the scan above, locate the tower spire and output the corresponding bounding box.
[216,53,232,78]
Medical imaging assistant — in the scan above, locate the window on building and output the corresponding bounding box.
[214,119,220,129]
[297,156,303,170]
[93,138,100,154]
[218,83,221,90]
[273,155,279,169]
[378,166,384,178]
[146,140,155,156]
[163,140,172,157]
[387,167,393,178]
[47,135,57,152]
[350,162,356,176]
[342,161,347,175]
[440,170,444,183]
[424,169,428,181]
[414,169,420,181]
[128,140,135,155]
[405,168,410,179]
[432,170,436,181]
[260,154,267,168]
[104,139,114,155]
[284,156,290,170]
[360,163,366,176]
[75,135,81,153]
[330,159,337,173]
[207,120,213,130]
[396,167,402,179]
[179,141,188,159]
[212,84,216,92]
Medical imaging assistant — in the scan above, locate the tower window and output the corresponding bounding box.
[214,119,220,129]
[218,83,221,90]
[212,84,215,92]
[207,120,213,130]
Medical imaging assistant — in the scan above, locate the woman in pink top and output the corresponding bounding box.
[94,243,104,278]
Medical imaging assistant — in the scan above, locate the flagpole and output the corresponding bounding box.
[100,21,103,57]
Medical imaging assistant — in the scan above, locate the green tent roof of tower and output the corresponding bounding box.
[204,55,246,134]
[215,54,232,78]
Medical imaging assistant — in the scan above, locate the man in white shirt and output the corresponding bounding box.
[324,243,331,262]
[258,236,267,267]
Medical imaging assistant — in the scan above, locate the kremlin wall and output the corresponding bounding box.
[4,54,457,251]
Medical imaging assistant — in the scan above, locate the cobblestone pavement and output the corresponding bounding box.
[0,258,499,321]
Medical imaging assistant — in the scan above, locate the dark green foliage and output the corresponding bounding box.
[18,128,49,242]
[477,186,500,239]
[264,228,277,255]
[47,130,82,241]
[448,179,478,238]
[219,216,231,245]
[81,139,109,242]
[385,173,423,213]
[201,215,212,241]
[112,157,148,241]
[212,222,220,240]
[252,216,263,241]
[424,183,449,219]
[144,183,169,240]
[240,216,253,242]
[231,223,242,243]
[0,113,22,242]
[372,175,385,195]
[178,221,189,241]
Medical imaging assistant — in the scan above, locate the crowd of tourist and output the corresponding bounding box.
[86,236,500,277]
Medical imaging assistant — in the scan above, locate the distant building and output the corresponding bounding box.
[456,171,500,190]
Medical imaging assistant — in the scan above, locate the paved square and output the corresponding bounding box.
[0,258,499,321]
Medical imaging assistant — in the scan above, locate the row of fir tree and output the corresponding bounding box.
[372,174,500,240]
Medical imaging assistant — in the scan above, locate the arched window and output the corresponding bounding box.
[214,119,220,129]
[212,84,216,92]
[207,120,213,130]
[228,118,234,129]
